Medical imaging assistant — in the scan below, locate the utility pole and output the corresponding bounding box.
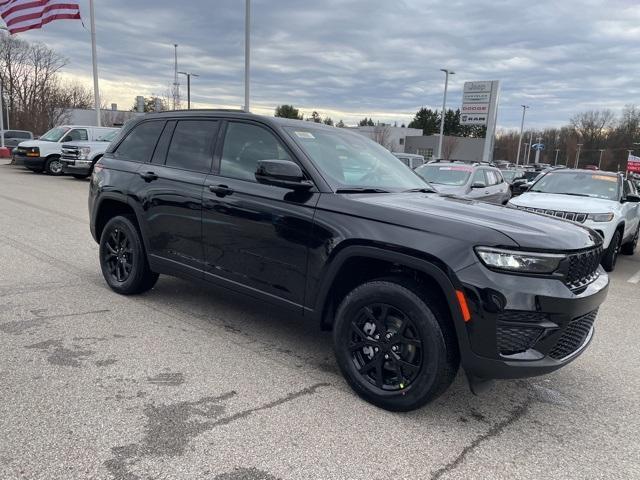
[524,143,529,164]
[554,148,560,166]
[575,143,583,169]
[598,149,605,170]
[437,68,454,159]
[525,131,533,164]
[173,44,180,110]
[244,0,251,112]
[515,105,529,166]
[178,72,199,110]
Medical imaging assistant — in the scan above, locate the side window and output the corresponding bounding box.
[623,180,631,197]
[65,129,88,142]
[471,169,486,186]
[493,170,504,184]
[220,122,291,182]
[165,120,218,172]
[114,121,164,163]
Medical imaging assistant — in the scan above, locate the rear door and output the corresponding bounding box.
[127,118,219,275]
[202,120,319,307]
[622,179,640,240]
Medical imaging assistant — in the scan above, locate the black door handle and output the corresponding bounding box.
[209,184,234,197]
[139,171,158,182]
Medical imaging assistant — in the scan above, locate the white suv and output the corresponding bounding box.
[508,169,640,271]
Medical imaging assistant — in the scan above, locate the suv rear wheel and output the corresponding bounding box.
[99,215,159,294]
[333,278,459,411]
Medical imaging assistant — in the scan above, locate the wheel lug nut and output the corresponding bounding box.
[374,347,379,352]
[384,354,389,359]
[392,346,397,351]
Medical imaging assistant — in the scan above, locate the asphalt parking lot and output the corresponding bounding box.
[1,161,639,480]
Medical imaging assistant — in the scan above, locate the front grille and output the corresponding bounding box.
[516,206,587,224]
[549,309,598,360]
[496,311,549,355]
[565,247,602,290]
[61,146,80,160]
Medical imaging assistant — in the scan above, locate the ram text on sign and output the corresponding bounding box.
[461,114,488,125]
[462,92,491,103]
[461,104,489,114]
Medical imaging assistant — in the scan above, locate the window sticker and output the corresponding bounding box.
[295,131,315,139]
[592,175,617,182]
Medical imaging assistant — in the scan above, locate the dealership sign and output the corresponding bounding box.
[461,104,489,114]
[628,154,640,173]
[460,114,488,125]
[460,80,501,163]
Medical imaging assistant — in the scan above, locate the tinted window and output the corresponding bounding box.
[471,169,486,186]
[415,164,472,186]
[165,120,217,172]
[5,131,31,139]
[493,170,504,183]
[221,123,291,181]
[114,121,164,163]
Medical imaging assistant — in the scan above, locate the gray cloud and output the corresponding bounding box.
[17,0,640,128]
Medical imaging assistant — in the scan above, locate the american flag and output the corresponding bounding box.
[0,0,81,35]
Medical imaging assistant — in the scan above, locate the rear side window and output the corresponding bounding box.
[114,121,164,163]
[165,120,218,173]
[5,131,31,139]
[493,170,504,184]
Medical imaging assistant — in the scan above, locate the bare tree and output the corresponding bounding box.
[441,135,460,160]
[570,109,615,148]
[372,125,393,150]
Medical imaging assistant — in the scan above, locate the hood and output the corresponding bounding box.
[510,192,618,213]
[62,140,109,150]
[17,140,41,148]
[348,193,599,251]
[432,184,467,195]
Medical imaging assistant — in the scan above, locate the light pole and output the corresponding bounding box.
[244,0,251,112]
[598,149,605,170]
[524,143,529,164]
[515,105,529,166]
[437,68,454,159]
[575,143,583,169]
[554,148,560,166]
[178,72,199,110]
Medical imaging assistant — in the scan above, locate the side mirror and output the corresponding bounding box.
[255,160,313,191]
[471,181,486,189]
[623,194,640,203]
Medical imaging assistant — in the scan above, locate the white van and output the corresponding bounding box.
[14,125,119,175]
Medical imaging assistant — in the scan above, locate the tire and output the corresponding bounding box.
[621,225,639,256]
[44,156,64,176]
[333,277,459,412]
[99,215,159,295]
[601,230,621,272]
[72,174,90,180]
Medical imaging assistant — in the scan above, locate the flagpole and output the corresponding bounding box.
[89,0,101,126]
[244,0,250,112]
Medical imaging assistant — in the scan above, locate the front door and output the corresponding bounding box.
[202,121,319,307]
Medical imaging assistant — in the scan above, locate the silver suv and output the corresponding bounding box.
[414,161,511,204]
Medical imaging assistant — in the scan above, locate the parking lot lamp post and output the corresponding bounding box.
[524,143,529,163]
[437,68,454,159]
[178,72,199,110]
[575,143,583,169]
[244,0,251,112]
[515,105,529,166]
[598,149,605,170]
[554,148,560,165]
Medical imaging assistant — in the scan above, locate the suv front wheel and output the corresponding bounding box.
[601,230,621,272]
[99,215,159,294]
[333,278,459,411]
[45,156,64,176]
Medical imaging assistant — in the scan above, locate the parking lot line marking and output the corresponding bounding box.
[628,269,640,284]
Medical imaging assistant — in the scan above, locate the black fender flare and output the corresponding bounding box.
[91,192,150,254]
[310,245,471,358]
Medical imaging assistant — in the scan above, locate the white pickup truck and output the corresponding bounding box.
[60,129,121,179]
[14,125,119,175]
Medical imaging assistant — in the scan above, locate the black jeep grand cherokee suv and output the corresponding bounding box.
[89,111,608,411]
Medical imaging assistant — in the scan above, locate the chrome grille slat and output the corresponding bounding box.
[516,206,588,224]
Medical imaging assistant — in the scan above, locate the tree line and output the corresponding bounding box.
[494,107,640,171]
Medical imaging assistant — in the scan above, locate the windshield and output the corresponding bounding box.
[501,170,523,182]
[284,126,428,191]
[39,126,70,142]
[414,164,472,186]
[530,171,620,200]
[98,130,119,142]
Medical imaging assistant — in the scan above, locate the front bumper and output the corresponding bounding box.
[15,154,46,170]
[454,261,609,380]
[61,158,92,175]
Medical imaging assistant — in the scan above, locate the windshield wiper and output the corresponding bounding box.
[532,191,591,197]
[335,187,390,194]
[403,187,437,193]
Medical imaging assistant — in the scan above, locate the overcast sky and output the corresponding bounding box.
[15,0,640,129]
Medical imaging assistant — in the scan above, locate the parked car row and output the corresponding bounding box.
[13,125,120,176]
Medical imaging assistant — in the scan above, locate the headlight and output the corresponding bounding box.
[78,147,92,159]
[25,147,40,157]
[475,247,565,274]
[587,213,614,222]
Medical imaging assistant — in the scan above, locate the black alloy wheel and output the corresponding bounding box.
[333,278,459,412]
[350,303,422,391]
[99,215,159,294]
[621,225,639,255]
[601,230,621,272]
